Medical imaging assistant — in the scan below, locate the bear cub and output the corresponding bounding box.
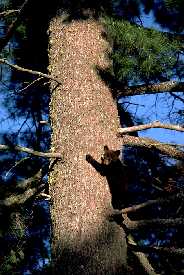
[86,145,128,210]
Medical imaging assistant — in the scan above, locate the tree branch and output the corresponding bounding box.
[120,135,184,160]
[118,121,184,134]
[37,192,51,200]
[127,234,159,275]
[16,169,42,190]
[0,58,61,84]
[117,81,184,97]
[0,10,19,18]
[18,77,45,93]
[0,144,63,159]
[170,92,184,104]
[117,192,184,214]
[0,184,44,207]
[0,163,52,207]
[128,243,184,257]
[0,0,29,51]
[124,216,184,230]
[16,161,50,190]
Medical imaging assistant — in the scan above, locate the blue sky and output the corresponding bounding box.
[128,7,184,145]
[119,93,184,144]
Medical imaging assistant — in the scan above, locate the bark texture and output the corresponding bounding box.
[48,12,127,274]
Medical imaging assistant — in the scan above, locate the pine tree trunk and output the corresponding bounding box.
[48,12,127,274]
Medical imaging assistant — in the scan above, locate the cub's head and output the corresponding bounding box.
[101,145,121,165]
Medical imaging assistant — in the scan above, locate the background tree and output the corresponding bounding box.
[0,0,58,273]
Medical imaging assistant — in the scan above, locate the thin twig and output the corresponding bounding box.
[0,9,19,18]
[18,77,45,93]
[170,92,184,104]
[5,157,29,179]
[0,58,61,84]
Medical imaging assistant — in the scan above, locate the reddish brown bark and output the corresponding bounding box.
[48,14,127,274]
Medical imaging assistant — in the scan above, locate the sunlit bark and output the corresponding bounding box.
[49,15,127,274]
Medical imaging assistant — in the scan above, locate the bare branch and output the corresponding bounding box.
[118,121,184,134]
[16,169,42,190]
[0,0,29,51]
[0,185,44,207]
[121,135,184,160]
[0,160,52,207]
[0,58,61,84]
[37,193,51,200]
[119,192,184,214]
[128,235,159,275]
[117,81,184,97]
[16,162,50,190]
[0,10,19,18]
[123,101,145,107]
[158,143,184,148]
[5,157,29,179]
[170,92,184,104]
[0,144,63,159]
[124,216,184,230]
[1,165,50,207]
[18,77,45,93]
[132,251,159,275]
[129,243,184,257]
[39,120,49,125]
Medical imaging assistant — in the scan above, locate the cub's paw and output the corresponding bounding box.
[86,154,93,163]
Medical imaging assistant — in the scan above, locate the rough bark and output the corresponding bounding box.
[48,13,127,274]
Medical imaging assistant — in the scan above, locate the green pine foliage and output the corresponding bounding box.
[102,16,180,84]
